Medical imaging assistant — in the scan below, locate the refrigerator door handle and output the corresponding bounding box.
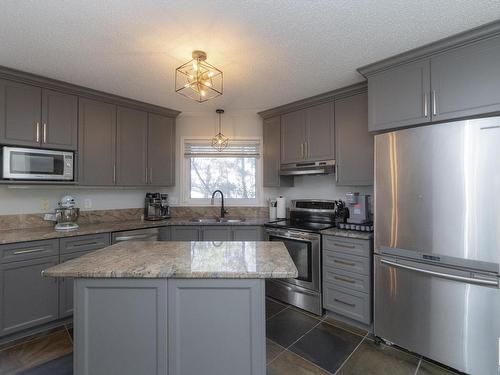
[380,259,499,287]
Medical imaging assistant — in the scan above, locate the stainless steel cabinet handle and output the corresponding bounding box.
[432,90,437,116]
[43,123,47,143]
[334,276,356,284]
[300,143,304,159]
[333,259,356,266]
[334,298,355,307]
[36,122,40,142]
[114,234,154,241]
[423,93,428,117]
[72,241,99,248]
[149,168,153,184]
[380,259,499,287]
[333,243,356,249]
[13,248,46,255]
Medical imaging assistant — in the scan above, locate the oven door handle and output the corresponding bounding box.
[266,230,318,242]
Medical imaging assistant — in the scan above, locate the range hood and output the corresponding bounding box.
[280,160,335,176]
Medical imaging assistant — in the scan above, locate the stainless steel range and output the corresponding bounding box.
[264,200,341,315]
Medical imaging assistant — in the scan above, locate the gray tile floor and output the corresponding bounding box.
[0,299,463,375]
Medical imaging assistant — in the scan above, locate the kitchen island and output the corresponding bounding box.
[42,241,297,375]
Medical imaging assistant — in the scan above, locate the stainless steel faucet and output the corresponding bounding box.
[211,190,228,218]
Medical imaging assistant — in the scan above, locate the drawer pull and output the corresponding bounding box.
[333,243,356,249]
[334,298,356,308]
[13,248,46,255]
[334,259,356,266]
[72,241,100,247]
[334,276,356,284]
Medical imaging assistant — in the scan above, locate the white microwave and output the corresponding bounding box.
[2,147,74,181]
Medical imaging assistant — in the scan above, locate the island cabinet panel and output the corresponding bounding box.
[170,226,200,241]
[116,106,148,186]
[74,279,168,375]
[78,98,117,186]
[0,79,42,147]
[41,89,78,150]
[148,113,175,186]
[334,92,373,186]
[368,59,431,132]
[0,256,59,336]
[168,279,266,375]
[430,35,500,122]
[232,226,264,241]
[201,226,231,241]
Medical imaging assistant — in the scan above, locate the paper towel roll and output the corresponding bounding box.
[276,196,286,219]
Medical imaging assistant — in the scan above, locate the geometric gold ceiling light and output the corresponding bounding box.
[211,109,229,151]
[175,50,223,103]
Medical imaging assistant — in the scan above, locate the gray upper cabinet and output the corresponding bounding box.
[281,110,306,164]
[148,113,175,186]
[368,60,431,132]
[431,35,500,122]
[0,79,42,147]
[41,89,78,150]
[263,116,292,187]
[78,98,117,186]
[335,92,373,185]
[116,106,148,186]
[306,102,334,161]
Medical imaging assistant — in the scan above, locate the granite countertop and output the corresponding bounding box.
[320,227,373,240]
[0,217,270,245]
[42,241,298,279]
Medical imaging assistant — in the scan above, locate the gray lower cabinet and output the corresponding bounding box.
[116,106,148,186]
[201,226,231,241]
[335,92,373,185]
[322,235,372,324]
[0,79,42,147]
[431,35,500,122]
[78,98,117,185]
[232,226,263,241]
[368,59,431,132]
[0,256,59,336]
[148,113,175,186]
[59,252,85,318]
[41,89,78,150]
[171,226,201,241]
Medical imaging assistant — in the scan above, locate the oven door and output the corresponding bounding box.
[266,228,320,292]
[2,147,74,180]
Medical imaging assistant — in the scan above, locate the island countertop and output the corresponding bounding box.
[42,241,298,279]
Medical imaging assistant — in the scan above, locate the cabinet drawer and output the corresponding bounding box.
[60,233,110,254]
[323,251,370,276]
[323,268,370,294]
[0,239,59,264]
[323,236,371,258]
[323,283,371,324]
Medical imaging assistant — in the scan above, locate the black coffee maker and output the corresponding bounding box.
[144,193,170,221]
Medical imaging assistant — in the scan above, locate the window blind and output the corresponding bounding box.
[184,139,260,157]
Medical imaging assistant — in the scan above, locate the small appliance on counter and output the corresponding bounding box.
[54,195,80,231]
[144,193,170,221]
[345,192,371,224]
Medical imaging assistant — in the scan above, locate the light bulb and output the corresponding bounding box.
[200,90,206,96]
[192,61,198,71]
[208,71,214,77]
[204,81,212,87]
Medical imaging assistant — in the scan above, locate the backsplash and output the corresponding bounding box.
[0,206,269,231]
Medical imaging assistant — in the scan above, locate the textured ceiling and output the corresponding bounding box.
[1,1,500,113]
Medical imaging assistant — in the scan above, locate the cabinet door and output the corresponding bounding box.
[305,102,334,161]
[148,113,175,186]
[0,256,59,336]
[0,79,41,147]
[116,106,148,186]
[368,60,430,131]
[281,110,306,164]
[232,227,263,241]
[431,35,500,122]
[263,116,293,188]
[41,89,78,150]
[78,98,116,185]
[335,92,373,185]
[202,227,231,241]
[171,226,200,241]
[59,251,85,318]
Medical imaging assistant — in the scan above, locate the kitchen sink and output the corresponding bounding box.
[189,218,246,223]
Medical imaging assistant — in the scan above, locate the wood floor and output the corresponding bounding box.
[0,299,461,375]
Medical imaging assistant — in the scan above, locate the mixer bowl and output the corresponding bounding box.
[55,207,80,223]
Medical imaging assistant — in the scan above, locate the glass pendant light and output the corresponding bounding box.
[211,109,228,151]
[175,50,223,103]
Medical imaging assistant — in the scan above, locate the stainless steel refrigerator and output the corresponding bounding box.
[374,117,500,375]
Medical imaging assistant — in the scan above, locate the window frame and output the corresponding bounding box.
[180,136,263,206]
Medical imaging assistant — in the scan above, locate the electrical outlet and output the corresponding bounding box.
[41,199,49,211]
[84,199,92,209]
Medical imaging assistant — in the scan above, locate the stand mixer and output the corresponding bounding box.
[54,195,80,231]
